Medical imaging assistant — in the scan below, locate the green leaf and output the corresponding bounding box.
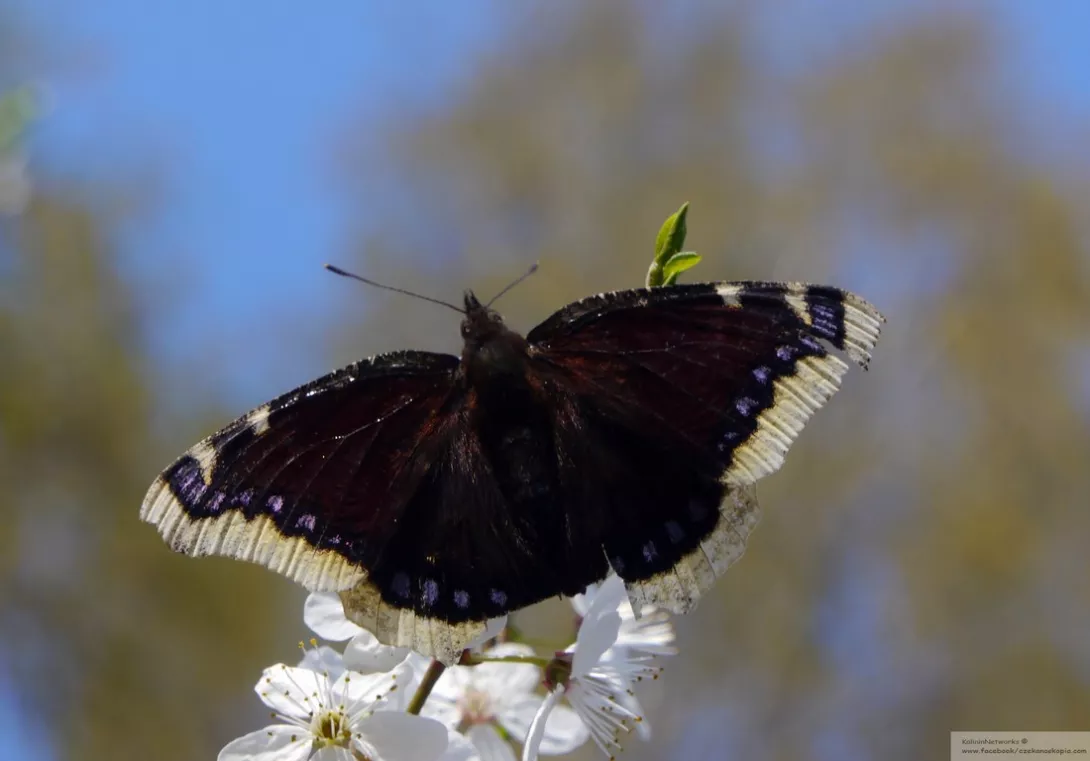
[654,201,689,263]
[647,202,690,287]
[661,251,702,286]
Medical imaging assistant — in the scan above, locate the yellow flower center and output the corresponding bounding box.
[313,708,352,748]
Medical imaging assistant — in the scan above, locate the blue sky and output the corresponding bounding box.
[20,1,510,411]
[13,1,1090,413]
[5,3,1089,759]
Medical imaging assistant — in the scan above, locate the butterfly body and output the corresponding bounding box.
[371,291,612,621]
[142,280,883,662]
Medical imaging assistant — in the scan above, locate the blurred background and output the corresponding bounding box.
[2,1,1089,760]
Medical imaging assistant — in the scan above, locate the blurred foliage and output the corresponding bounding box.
[0,86,36,151]
[0,3,1086,761]
[0,87,33,215]
[0,136,296,761]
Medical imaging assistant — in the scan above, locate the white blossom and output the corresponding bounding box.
[523,579,663,760]
[571,575,676,739]
[438,730,482,761]
[570,575,676,660]
[424,643,587,761]
[298,643,349,681]
[219,660,447,761]
[305,593,412,675]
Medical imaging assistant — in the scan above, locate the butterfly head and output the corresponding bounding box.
[461,290,504,337]
[460,290,527,380]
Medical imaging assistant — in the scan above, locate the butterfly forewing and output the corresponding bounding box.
[526,281,882,608]
[141,350,459,592]
[528,282,882,485]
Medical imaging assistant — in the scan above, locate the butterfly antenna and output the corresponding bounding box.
[324,264,464,314]
[486,262,539,308]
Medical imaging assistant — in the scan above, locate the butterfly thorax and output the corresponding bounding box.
[458,290,560,512]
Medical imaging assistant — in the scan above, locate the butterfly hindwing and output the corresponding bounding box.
[337,367,619,662]
[360,363,614,612]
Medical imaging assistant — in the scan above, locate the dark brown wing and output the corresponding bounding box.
[141,347,597,663]
[525,281,883,611]
[140,350,459,593]
[339,396,610,659]
[142,281,882,660]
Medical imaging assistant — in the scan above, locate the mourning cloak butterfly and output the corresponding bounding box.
[141,280,882,663]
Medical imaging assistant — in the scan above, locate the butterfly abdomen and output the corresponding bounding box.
[468,361,606,589]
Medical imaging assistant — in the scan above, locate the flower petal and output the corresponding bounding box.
[572,610,620,677]
[298,644,346,680]
[496,695,542,738]
[419,693,463,730]
[586,575,628,619]
[519,686,564,761]
[574,576,676,660]
[375,656,431,713]
[535,704,590,754]
[569,587,592,617]
[354,711,449,761]
[614,608,677,658]
[570,577,626,676]
[429,659,473,700]
[440,730,483,761]
[570,575,619,618]
[304,592,364,641]
[501,697,586,757]
[422,657,478,727]
[311,747,355,761]
[217,726,311,761]
[343,629,412,674]
[255,664,329,720]
[333,662,411,712]
[475,643,540,703]
[465,616,509,650]
[467,723,516,761]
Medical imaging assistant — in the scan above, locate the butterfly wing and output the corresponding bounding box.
[142,281,882,661]
[526,281,883,612]
[338,398,610,661]
[142,347,576,663]
[141,350,460,594]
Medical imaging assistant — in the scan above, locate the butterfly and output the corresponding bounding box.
[141,279,882,663]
